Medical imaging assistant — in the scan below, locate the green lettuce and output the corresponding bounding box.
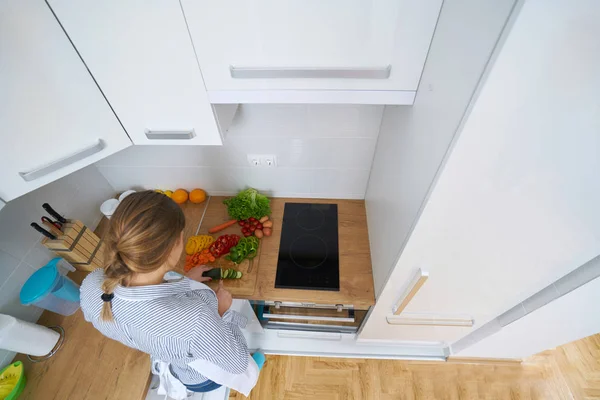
[223,188,271,220]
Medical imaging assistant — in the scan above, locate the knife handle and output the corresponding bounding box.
[42,203,67,224]
[30,222,57,240]
[41,220,63,237]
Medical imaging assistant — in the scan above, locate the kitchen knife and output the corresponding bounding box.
[42,203,68,224]
[30,222,57,240]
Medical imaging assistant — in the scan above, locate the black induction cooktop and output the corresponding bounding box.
[275,203,339,291]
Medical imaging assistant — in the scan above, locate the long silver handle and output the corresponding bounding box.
[263,313,355,323]
[230,65,391,79]
[145,130,196,140]
[392,268,429,315]
[19,139,106,182]
[386,314,474,327]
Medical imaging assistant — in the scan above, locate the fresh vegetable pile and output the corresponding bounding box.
[184,249,215,272]
[238,215,273,238]
[185,235,214,255]
[202,268,242,280]
[226,236,259,264]
[223,188,271,221]
[209,234,240,258]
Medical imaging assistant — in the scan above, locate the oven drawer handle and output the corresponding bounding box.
[263,313,355,323]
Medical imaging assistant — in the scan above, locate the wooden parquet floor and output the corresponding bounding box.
[231,334,600,400]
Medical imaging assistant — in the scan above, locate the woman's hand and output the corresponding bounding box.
[216,280,233,317]
[185,265,213,283]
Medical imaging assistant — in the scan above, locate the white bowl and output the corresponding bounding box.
[118,190,136,202]
[100,198,120,219]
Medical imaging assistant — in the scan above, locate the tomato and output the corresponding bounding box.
[244,231,252,237]
[238,220,245,226]
[241,227,248,234]
[256,223,263,229]
[249,226,256,232]
[249,217,257,222]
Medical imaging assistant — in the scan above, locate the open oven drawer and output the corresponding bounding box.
[252,302,369,333]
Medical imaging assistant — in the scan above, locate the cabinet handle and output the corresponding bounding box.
[392,268,429,315]
[19,139,106,182]
[263,313,355,323]
[230,65,391,80]
[145,130,196,140]
[386,315,474,327]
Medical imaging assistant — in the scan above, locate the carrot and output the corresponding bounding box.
[208,219,237,234]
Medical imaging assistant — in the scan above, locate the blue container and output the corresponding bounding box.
[20,258,80,316]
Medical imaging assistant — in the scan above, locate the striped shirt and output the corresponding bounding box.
[80,269,250,385]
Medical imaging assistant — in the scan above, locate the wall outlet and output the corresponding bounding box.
[247,154,277,167]
[247,154,261,167]
[262,155,277,167]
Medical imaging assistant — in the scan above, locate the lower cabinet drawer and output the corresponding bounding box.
[253,303,368,333]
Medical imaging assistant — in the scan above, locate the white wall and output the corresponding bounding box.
[360,0,600,344]
[96,104,383,199]
[365,0,518,297]
[453,276,600,359]
[0,165,113,367]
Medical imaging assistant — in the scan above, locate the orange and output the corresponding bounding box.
[171,189,188,204]
[189,188,207,204]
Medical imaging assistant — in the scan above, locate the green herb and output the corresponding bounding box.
[223,188,271,220]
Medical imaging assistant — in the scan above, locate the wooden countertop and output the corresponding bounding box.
[14,196,374,400]
[195,197,375,309]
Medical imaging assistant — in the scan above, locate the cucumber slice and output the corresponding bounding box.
[221,268,225,279]
[224,269,231,279]
[236,271,242,279]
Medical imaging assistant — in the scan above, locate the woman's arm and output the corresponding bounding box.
[189,292,250,374]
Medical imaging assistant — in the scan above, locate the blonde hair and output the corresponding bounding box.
[101,190,185,321]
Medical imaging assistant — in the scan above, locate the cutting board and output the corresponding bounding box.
[192,198,262,297]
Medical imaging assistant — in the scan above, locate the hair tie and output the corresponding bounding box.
[101,293,114,302]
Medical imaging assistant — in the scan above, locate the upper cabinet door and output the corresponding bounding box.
[48,0,224,145]
[0,0,131,202]
[182,0,442,104]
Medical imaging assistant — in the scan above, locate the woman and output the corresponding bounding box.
[80,191,262,395]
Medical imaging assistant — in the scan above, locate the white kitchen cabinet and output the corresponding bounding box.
[181,0,442,105]
[361,0,600,345]
[48,0,235,146]
[0,0,131,202]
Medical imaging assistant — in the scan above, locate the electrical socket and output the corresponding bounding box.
[247,154,261,167]
[247,154,277,167]
[262,155,277,167]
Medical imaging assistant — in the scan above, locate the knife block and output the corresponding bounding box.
[41,220,105,272]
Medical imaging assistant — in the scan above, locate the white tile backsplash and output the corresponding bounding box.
[0,164,114,368]
[96,104,383,198]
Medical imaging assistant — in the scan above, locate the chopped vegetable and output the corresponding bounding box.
[223,188,271,220]
[263,227,272,237]
[201,268,243,280]
[262,221,273,228]
[255,229,264,238]
[259,216,269,223]
[185,235,215,255]
[184,250,213,272]
[226,236,260,265]
[209,234,240,258]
